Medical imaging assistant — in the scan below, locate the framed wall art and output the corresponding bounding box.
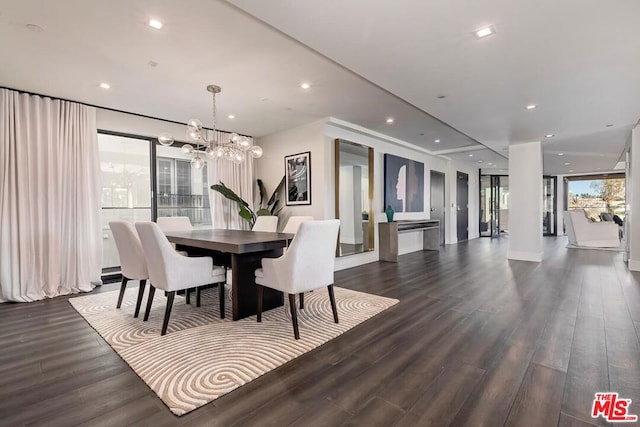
[383,153,424,213]
[285,151,311,205]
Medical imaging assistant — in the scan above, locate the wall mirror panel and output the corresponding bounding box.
[335,139,374,256]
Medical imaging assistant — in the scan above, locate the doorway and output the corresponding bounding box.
[456,171,469,242]
[479,174,509,238]
[430,170,445,245]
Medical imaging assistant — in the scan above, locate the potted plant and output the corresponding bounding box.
[211,177,285,228]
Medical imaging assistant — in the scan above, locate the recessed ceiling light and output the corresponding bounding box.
[260,97,269,102]
[488,162,493,165]
[597,167,602,170]
[99,82,111,89]
[228,115,235,119]
[147,60,158,67]
[569,169,574,172]
[300,82,311,89]
[468,154,473,157]
[386,118,394,124]
[564,162,570,166]
[434,139,441,143]
[474,26,495,39]
[526,104,537,110]
[148,19,163,30]
[558,152,564,156]
[477,160,483,163]
[545,134,554,138]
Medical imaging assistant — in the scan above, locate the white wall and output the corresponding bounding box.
[255,119,330,228]
[628,125,640,270]
[508,141,543,262]
[97,108,186,138]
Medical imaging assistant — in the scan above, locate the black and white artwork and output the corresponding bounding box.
[383,153,424,213]
[285,151,311,205]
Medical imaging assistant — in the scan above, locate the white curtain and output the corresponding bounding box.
[0,89,102,302]
[207,131,255,230]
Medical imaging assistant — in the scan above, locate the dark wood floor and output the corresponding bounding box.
[1,237,639,426]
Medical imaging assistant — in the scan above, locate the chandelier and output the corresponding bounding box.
[157,85,263,169]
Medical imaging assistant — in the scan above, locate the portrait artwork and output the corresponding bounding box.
[383,153,424,213]
[285,151,311,205]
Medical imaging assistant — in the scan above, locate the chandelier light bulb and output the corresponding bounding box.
[186,127,202,142]
[187,118,203,131]
[249,145,263,158]
[230,133,241,142]
[237,138,250,149]
[181,144,194,155]
[191,155,205,169]
[158,132,174,146]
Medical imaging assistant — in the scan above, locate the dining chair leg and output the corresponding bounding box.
[219,283,225,319]
[134,279,147,318]
[196,287,201,308]
[256,285,264,322]
[116,277,129,309]
[143,285,156,321]
[289,293,300,340]
[161,291,175,336]
[185,288,191,305]
[328,285,339,324]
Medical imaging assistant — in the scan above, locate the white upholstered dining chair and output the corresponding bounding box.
[135,222,227,335]
[252,216,279,232]
[156,216,193,232]
[254,220,340,339]
[156,215,196,301]
[281,216,314,234]
[108,221,149,318]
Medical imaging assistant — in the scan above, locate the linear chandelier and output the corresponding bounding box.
[158,85,263,169]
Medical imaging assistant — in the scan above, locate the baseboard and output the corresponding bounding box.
[629,259,640,271]
[507,250,543,263]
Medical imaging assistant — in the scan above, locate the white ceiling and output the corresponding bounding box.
[1,0,638,174]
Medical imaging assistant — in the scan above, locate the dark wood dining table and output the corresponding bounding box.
[165,229,293,320]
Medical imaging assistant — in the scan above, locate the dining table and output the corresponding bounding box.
[165,229,293,320]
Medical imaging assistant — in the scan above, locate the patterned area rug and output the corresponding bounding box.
[69,286,398,416]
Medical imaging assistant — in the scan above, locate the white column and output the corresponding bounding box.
[628,125,640,270]
[508,141,543,262]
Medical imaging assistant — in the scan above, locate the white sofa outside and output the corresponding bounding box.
[563,210,620,248]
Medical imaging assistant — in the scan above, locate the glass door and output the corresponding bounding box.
[543,176,556,235]
[497,176,509,235]
[480,175,491,237]
[480,174,508,238]
[98,132,152,271]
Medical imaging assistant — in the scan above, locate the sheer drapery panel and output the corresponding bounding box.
[0,89,102,302]
[207,131,255,230]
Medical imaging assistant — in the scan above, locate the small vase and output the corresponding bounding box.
[385,205,394,222]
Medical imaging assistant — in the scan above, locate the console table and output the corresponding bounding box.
[379,219,440,262]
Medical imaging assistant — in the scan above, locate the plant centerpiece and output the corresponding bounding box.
[211,177,285,228]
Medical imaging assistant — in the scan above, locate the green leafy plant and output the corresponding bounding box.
[211,176,285,227]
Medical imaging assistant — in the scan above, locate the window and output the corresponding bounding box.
[156,145,211,227]
[566,174,625,221]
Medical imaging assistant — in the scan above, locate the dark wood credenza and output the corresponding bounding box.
[379,219,440,262]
